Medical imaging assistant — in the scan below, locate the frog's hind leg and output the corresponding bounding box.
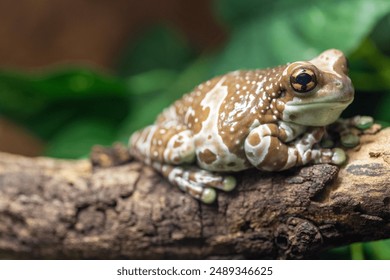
[152,162,236,204]
[130,122,237,203]
[129,121,196,165]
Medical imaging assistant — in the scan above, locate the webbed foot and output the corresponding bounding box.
[326,115,381,148]
[153,162,236,204]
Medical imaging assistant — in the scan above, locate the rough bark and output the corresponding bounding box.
[0,128,389,259]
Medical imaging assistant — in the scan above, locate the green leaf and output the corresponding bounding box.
[320,245,351,260]
[0,72,46,117]
[213,0,273,26]
[116,26,196,77]
[349,39,390,90]
[375,94,390,122]
[126,69,178,96]
[364,240,390,260]
[344,39,390,121]
[213,0,390,74]
[0,68,127,118]
[371,13,390,55]
[350,243,365,260]
[24,96,130,140]
[30,68,127,99]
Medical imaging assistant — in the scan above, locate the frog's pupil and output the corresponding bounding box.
[296,73,312,85]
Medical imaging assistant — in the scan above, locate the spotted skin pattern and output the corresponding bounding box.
[129,49,354,203]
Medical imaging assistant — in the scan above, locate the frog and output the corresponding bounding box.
[129,49,356,204]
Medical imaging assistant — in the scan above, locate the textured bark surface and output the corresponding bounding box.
[0,128,389,259]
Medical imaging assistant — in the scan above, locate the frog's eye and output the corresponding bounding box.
[290,68,317,93]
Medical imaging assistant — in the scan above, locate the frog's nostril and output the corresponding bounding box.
[335,81,343,88]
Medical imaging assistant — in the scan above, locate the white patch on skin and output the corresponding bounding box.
[310,49,343,78]
[244,126,271,167]
[133,125,158,165]
[167,167,185,190]
[278,121,306,142]
[282,146,298,170]
[161,106,178,120]
[192,170,223,187]
[250,106,257,114]
[226,94,256,123]
[282,66,291,77]
[249,120,260,131]
[194,78,247,171]
[184,107,195,124]
[164,130,195,164]
[259,124,272,137]
[282,128,323,169]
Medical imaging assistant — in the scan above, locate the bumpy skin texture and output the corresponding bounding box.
[129,49,354,203]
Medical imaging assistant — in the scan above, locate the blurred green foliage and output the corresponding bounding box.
[0,0,389,259]
[212,0,390,73]
[116,26,196,77]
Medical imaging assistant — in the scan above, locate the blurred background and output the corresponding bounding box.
[0,0,389,259]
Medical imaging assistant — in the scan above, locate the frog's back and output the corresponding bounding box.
[157,68,285,130]
[153,67,286,171]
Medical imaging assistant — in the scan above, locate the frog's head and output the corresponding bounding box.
[280,49,354,126]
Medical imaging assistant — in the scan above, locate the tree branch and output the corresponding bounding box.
[0,128,389,259]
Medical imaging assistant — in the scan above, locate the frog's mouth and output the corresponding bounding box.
[282,99,353,126]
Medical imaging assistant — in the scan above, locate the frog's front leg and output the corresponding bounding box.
[244,123,346,171]
[326,116,380,148]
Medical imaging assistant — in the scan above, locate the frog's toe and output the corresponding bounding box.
[222,176,237,192]
[156,163,236,204]
[341,133,360,148]
[331,148,347,165]
[197,175,235,204]
[195,170,237,192]
[201,188,217,204]
[320,137,335,149]
[354,115,374,130]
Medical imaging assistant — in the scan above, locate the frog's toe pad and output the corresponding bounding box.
[161,164,237,204]
[222,176,237,192]
[341,133,360,148]
[355,115,374,130]
[331,148,347,165]
[201,188,217,204]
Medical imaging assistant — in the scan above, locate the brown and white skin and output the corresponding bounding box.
[129,49,354,203]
